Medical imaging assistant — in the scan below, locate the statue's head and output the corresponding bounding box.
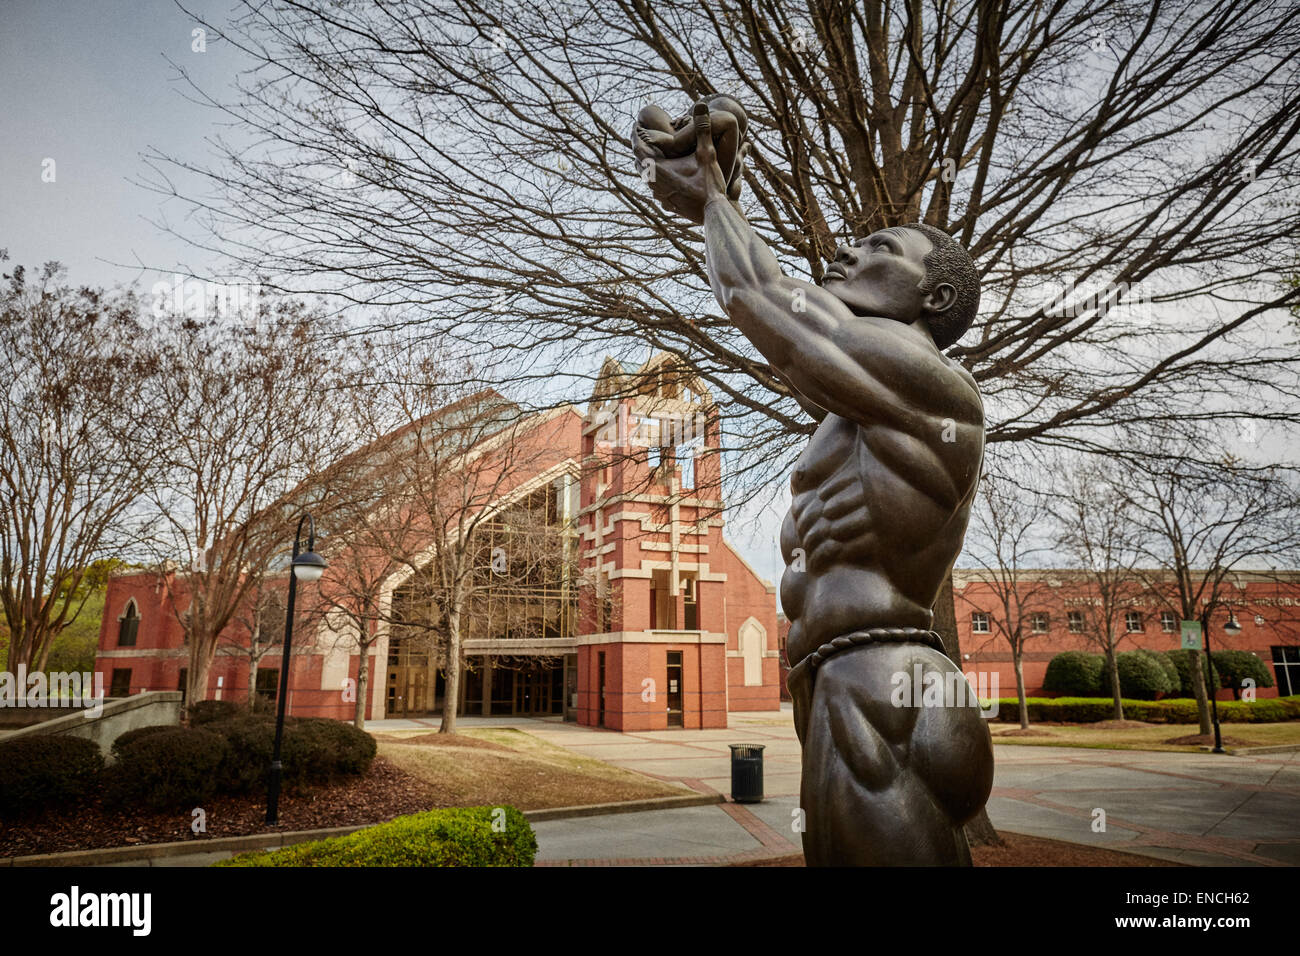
[821,223,979,350]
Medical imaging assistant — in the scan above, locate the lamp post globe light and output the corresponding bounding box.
[266,513,327,825]
[1199,603,1240,757]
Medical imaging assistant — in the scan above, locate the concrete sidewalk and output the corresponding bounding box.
[95,707,1300,866]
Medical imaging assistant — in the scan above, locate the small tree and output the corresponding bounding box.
[1124,444,1300,732]
[0,260,159,674]
[318,337,584,733]
[959,461,1056,729]
[145,304,347,705]
[1050,456,1146,721]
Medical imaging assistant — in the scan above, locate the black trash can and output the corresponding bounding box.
[729,744,765,803]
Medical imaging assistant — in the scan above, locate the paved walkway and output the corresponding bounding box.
[96,707,1300,866]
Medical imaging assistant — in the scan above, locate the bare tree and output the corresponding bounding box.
[145,304,347,705]
[143,0,1300,479]
[959,460,1056,729]
[218,577,292,714]
[0,259,158,674]
[1122,442,1300,733]
[318,336,584,733]
[1049,455,1145,720]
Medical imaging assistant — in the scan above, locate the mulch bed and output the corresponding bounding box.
[731,832,1182,866]
[0,757,438,858]
[993,729,1056,737]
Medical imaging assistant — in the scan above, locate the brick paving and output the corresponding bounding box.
[470,709,1299,867]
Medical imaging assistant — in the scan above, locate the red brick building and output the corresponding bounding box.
[94,355,781,726]
[953,569,1300,699]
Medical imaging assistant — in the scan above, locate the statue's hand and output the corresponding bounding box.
[632,100,748,225]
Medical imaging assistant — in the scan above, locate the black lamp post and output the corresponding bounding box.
[266,513,327,825]
[1198,602,1241,756]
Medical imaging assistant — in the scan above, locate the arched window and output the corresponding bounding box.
[117,599,140,647]
[739,618,766,687]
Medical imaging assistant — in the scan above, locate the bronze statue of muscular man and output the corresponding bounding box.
[633,100,994,865]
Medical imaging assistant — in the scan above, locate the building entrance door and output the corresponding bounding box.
[666,651,684,727]
[510,661,563,716]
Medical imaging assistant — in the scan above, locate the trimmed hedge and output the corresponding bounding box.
[1211,650,1274,698]
[291,718,377,778]
[216,806,537,867]
[105,727,228,810]
[110,724,177,759]
[1101,649,1176,700]
[1042,651,1104,696]
[994,695,1300,724]
[187,699,247,726]
[1166,649,1220,698]
[204,716,374,793]
[0,736,104,818]
[205,715,300,794]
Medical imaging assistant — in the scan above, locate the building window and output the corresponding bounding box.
[682,577,698,630]
[740,618,765,687]
[117,599,140,647]
[256,667,279,708]
[177,668,188,705]
[1160,611,1177,633]
[1030,612,1049,633]
[1126,611,1144,633]
[971,612,990,634]
[1272,646,1300,697]
[1067,611,1083,633]
[110,668,132,697]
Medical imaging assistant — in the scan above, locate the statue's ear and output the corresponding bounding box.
[924,282,957,314]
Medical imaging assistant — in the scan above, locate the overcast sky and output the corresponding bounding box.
[3,1,1292,603]
[0,0,249,289]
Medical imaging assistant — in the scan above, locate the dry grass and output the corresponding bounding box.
[374,728,688,810]
[990,721,1300,752]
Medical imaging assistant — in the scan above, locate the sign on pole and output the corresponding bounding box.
[1180,620,1202,650]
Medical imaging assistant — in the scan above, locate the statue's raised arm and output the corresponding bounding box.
[632,98,994,867]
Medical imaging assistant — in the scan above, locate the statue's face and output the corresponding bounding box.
[821,227,952,333]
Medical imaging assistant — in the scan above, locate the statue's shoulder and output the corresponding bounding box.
[937,350,983,424]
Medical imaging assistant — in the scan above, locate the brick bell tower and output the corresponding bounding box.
[574,353,729,730]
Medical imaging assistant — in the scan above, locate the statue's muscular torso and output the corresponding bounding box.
[781,352,984,667]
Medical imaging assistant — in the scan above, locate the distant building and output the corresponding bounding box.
[94,354,781,726]
[953,568,1300,698]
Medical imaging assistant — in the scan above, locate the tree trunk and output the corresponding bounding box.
[1188,647,1212,734]
[248,653,259,714]
[354,643,370,729]
[933,573,1003,847]
[1013,650,1029,730]
[440,606,461,734]
[187,646,212,708]
[1105,646,1124,721]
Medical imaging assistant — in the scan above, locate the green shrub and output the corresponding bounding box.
[0,735,104,818]
[205,716,372,793]
[993,695,1300,723]
[186,699,247,726]
[1042,651,1104,696]
[291,718,377,778]
[206,716,298,794]
[1101,650,1175,700]
[216,806,537,867]
[1166,649,1220,697]
[105,727,228,811]
[110,724,177,759]
[1145,650,1181,696]
[1210,650,1274,699]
